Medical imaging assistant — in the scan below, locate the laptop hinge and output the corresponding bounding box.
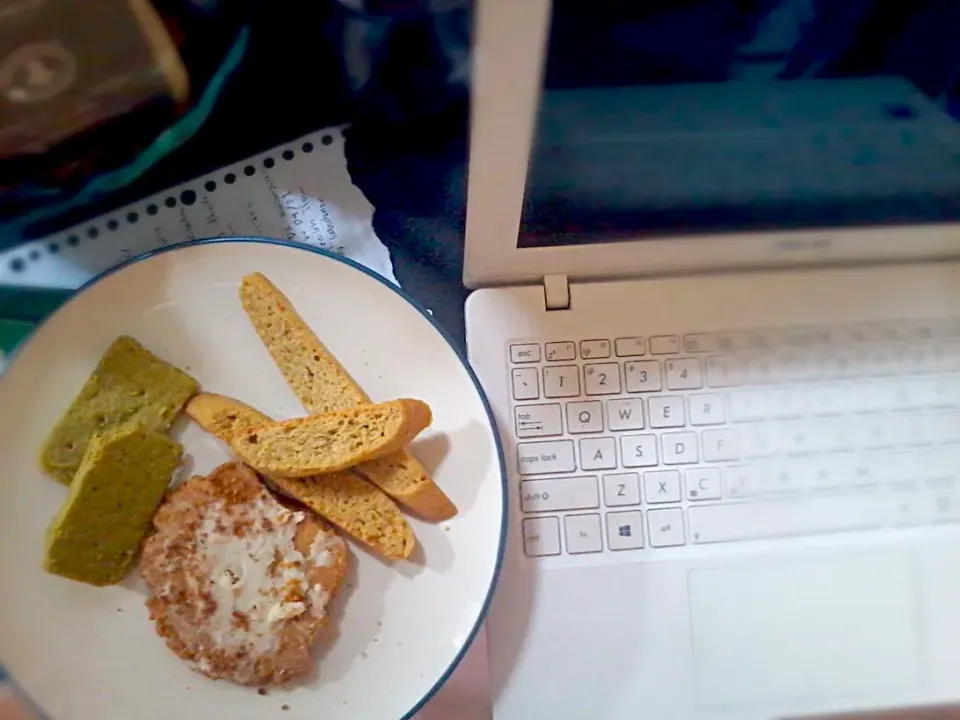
[543,274,570,311]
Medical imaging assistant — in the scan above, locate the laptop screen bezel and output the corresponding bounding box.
[463,0,960,289]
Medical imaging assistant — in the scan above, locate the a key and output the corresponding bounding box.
[606,398,644,431]
[647,508,685,547]
[808,460,841,491]
[580,339,611,359]
[706,355,741,387]
[584,362,621,395]
[620,434,658,468]
[819,417,855,452]
[778,420,818,455]
[665,358,702,390]
[747,354,778,384]
[514,403,562,438]
[625,360,662,392]
[606,511,644,550]
[887,489,924,526]
[615,337,646,357]
[689,393,725,426]
[822,350,858,380]
[779,350,815,382]
[520,476,599,513]
[511,367,539,401]
[648,395,685,428]
[762,466,801,495]
[688,495,884,544]
[684,467,722,501]
[768,389,804,419]
[510,343,541,363]
[725,465,761,498]
[544,341,576,362]
[543,365,580,398]
[683,334,715,353]
[566,400,603,434]
[857,415,899,449]
[644,470,681,504]
[650,336,680,355]
[603,472,641,507]
[702,428,740,462]
[565,514,603,554]
[863,345,897,376]
[523,516,561,556]
[899,343,936,374]
[743,424,778,457]
[729,390,768,422]
[806,386,843,416]
[662,432,698,465]
[517,440,576,475]
[580,437,617,471]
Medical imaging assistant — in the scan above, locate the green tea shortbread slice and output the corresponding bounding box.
[40,335,198,484]
[45,424,183,586]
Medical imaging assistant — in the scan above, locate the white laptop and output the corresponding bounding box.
[462,1,960,718]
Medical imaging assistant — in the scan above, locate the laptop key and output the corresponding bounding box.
[665,358,702,390]
[523,517,561,557]
[615,337,646,357]
[580,339,611,359]
[518,440,576,475]
[565,514,604,554]
[514,403,562,438]
[625,360,662,392]
[606,511,644,550]
[511,367,539,401]
[647,508,685,547]
[510,343,541,363]
[544,365,580,398]
[688,495,884,544]
[650,335,680,355]
[520,476,599,512]
[584,362,621,395]
[545,341,576,362]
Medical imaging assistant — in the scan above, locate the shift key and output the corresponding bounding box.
[518,440,576,475]
[521,476,599,512]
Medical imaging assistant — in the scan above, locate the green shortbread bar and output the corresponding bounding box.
[44,425,183,586]
[40,335,198,484]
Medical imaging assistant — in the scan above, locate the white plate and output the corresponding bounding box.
[0,239,506,720]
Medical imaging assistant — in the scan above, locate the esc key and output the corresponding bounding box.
[511,343,542,363]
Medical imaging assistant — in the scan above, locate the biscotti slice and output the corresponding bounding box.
[240,272,457,520]
[45,424,183,586]
[233,398,432,478]
[184,393,415,559]
[40,335,198,484]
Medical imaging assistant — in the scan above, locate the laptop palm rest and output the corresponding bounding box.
[688,552,921,708]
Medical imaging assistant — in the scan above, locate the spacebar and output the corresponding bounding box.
[689,496,884,544]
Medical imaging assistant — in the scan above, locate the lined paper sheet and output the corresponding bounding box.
[0,127,397,288]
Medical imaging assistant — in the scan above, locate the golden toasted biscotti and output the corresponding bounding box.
[239,272,457,520]
[184,393,415,560]
[232,399,431,478]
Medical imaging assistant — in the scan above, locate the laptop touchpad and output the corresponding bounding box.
[688,552,921,706]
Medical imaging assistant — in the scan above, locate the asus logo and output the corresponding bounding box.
[775,236,833,252]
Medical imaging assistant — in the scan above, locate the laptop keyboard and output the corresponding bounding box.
[507,320,960,561]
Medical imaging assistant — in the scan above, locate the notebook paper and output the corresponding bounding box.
[0,126,397,288]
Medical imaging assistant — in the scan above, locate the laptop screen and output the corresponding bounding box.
[519,1,960,249]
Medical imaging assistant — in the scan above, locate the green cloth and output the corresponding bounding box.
[0,286,72,356]
[0,319,33,355]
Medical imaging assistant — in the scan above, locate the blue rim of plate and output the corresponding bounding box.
[0,237,508,720]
